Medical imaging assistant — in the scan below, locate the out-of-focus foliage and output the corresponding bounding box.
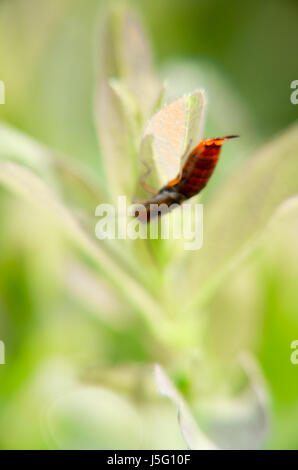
[0,0,297,450]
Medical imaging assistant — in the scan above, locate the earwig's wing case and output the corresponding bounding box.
[141,90,206,187]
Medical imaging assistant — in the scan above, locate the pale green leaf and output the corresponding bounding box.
[46,385,142,449]
[184,123,298,309]
[120,9,161,119]
[0,161,170,340]
[0,121,52,174]
[194,353,269,450]
[95,6,162,200]
[64,260,130,327]
[141,90,206,187]
[109,79,142,139]
[184,90,206,153]
[155,364,218,450]
[0,122,106,207]
[267,194,298,230]
[159,60,260,200]
[160,60,258,154]
[96,79,135,200]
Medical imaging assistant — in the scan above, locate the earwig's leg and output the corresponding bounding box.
[166,140,193,187]
[140,160,158,195]
[141,181,158,195]
[132,197,152,204]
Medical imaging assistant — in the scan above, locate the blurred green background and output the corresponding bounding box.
[0,0,298,450]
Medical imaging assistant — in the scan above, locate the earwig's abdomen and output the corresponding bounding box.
[135,136,237,223]
[168,140,223,199]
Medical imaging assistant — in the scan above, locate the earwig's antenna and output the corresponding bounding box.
[224,135,240,139]
[140,160,158,195]
[132,159,158,203]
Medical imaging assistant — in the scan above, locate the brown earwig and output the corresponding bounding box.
[135,135,238,222]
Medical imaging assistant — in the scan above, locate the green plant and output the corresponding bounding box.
[0,5,298,450]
